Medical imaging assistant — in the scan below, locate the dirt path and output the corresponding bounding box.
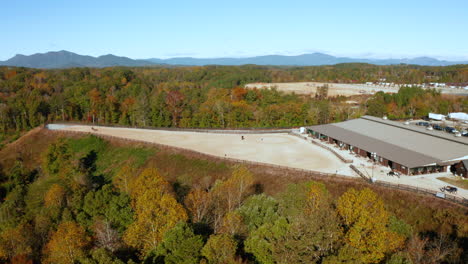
[54,125,354,176]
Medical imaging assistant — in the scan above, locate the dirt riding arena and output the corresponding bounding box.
[245,82,468,97]
[48,124,468,201]
[50,125,354,176]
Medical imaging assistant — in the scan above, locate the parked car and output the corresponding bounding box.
[416,121,430,126]
[444,127,459,133]
[432,124,443,130]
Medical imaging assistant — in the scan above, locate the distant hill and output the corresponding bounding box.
[149,53,468,66]
[1,50,467,68]
[0,50,156,68]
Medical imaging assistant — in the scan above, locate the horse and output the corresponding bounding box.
[440,186,458,194]
[387,171,400,178]
[446,186,458,194]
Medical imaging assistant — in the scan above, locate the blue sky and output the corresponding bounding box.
[2,0,467,60]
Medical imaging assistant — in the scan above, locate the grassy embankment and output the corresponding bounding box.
[438,177,468,190]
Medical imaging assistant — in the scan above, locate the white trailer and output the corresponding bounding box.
[428,113,445,121]
[448,112,468,121]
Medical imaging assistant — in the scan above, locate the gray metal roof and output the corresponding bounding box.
[309,116,468,168]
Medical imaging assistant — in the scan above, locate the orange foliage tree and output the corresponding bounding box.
[43,221,89,264]
[43,183,66,208]
[184,188,211,223]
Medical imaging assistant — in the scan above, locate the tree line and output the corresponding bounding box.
[0,65,467,137]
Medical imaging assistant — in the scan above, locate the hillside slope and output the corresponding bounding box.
[0,128,466,263]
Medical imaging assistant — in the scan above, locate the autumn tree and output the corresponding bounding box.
[231,87,248,101]
[214,165,254,212]
[123,168,188,256]
[112,164,135,194]
[210,166,254,232]
[93,219,122,253]
[219,211,244,236]
[332,188,405,263]
[165,90,185,127]
[184,188,211,223]
[44,221,89,264]
[0,224,34,262]
[405,234,460,264]
[119,97,136,126]
[304,181,330,213]
[43,183,66,208]
[201,234,238,264]
[88,88,102,124]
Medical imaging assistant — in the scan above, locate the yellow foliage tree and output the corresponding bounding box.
[305,181,329,214]
[335,188,404,263]
[185,188,211,223]
[123,168,187,255]
[210,166,254,232]
[43,221,89,264]
[129,168,171,202]
[43,184,66,208]
[113,164,135,193]
[230,165,255,207]
[219,211,244,236]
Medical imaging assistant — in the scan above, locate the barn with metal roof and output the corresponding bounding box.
[307,116,468,175]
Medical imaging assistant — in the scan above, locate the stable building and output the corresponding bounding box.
[453,160,468,178]
[307,116,468,175]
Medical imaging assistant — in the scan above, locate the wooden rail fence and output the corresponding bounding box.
[48,122,293,134]
[350,164,370,181]
[293,134,354,164]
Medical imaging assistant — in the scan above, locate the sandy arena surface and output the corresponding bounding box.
[245,82,468,97]
[55,125,354,176]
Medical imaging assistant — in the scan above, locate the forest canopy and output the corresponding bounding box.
[0,134,466,263]
[0,64,467,138]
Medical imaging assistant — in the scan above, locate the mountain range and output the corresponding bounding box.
[0,50,467,68]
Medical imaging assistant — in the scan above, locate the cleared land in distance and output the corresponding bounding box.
[245,82,468,97]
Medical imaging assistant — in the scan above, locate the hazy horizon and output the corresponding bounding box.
[3,50,468,63]
[2,0,468,61]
